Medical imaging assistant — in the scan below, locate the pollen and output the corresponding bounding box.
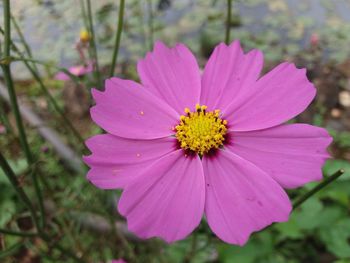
[175,105,228,156]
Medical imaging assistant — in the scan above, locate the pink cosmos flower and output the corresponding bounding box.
[111,259,126,263]
[0,124,5,134]
[83,40,332,245]
[310,33,320,46]
[55,63,93,81]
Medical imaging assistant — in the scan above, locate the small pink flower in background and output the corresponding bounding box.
[0,124,6,134]
[111,259,126,263]
[310,33,320,46]
[40,146,49,153]
[55,62,93,81]
[83,40,332,245]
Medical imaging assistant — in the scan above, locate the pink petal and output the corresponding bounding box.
[55,63,93,80]
[226,124,332,188]
[55,71,70,81]
[200,41,263,110]
[83,135,176,189]
[70,65,85,75]
[90,77,179,139]
[84,134,177,164]
[111,260,126,263]
[203,150,292,246]
[137,41,201,114]
[224,63,316,131]
[85,164,145,189]
[118,150,205,242]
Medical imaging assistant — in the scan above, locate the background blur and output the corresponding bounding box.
[1,0,350,262]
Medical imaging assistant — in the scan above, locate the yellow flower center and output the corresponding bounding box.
[175,104,228,156]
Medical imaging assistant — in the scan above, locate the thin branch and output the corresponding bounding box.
[39,233,85,263]
[293,169,345,209]
[85,0,102,88]
[0,50,86,148]
[0,83,84,173]
[0,242,23,259]
[0,151,40,232]
[11,15,39,73]
[109,0,125,77]
[147,0,154,50]
[1,0,44,230]
[225,0,232,44]
[0,228,37,237]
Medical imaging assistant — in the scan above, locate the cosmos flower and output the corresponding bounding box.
[310,33,320,47]
[55,62,93,81]
[111,260,126,263]
[0,124,6,134]
[83,40,332,245]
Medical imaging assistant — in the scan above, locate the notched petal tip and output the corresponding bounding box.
[91,88,104,102]
[229,39,242,50]
[84,136,96,152]
[89,105,99,125]
[247,48,263,61]
[153,40,169,52]
[82,155,91,166]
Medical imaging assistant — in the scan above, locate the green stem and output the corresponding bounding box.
[0,55,86,147]
[293,169,345,209]
[0,151,40,232]
[109,0,125,77]
[79,0,90,37]
[85,0,102,88]
[106,213,136,262]
[11,15,39,73]
[0,97,13,133]
[0,228,37,237]
[21,60,85,146]
[1,0,45,230]
[225,0,232,44]
[2,0,33,165]
[0,65,42,194]
[147,0,154,50]
[137,0,148,53]
[0,154,82,262]
[184,234,198,263]
[0,54,82,84]
[0,242,23,259]
[40,233,85,263]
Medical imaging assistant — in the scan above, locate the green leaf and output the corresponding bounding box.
[0,242,23,259]
[323,159,350,181]
[163,239,188,262]
[218,242,261,263]
[337,132,350,148]
[317,206,347,227]
[316,180,350,206]
[274,217,303,239]
[0,199,16,227]
[0,158,28,184]
[319,218,350,258]
[293,198,323,230]
[217,232,274,263]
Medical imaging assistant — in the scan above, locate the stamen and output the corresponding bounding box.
[175,104,228,156]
